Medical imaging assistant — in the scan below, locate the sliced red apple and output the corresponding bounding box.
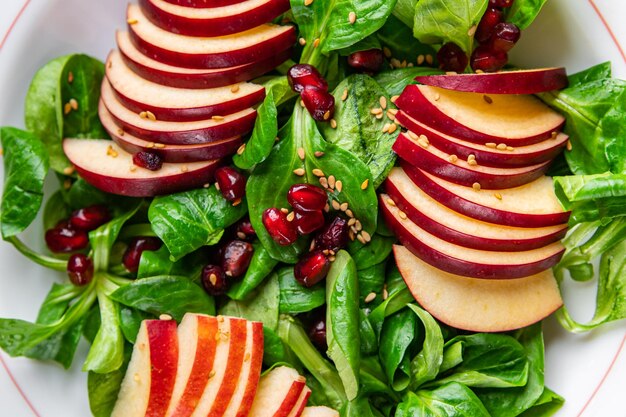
[106,50,265,122]
[117,31,292,89]
[127,4,296,69]
[101,80,256,144]
[385,168,568,252]
[396,85,565,146]
[162,0,246,7]
[111,319,178,417]
[393,132,551,189]
[394,245,563,332]
[402,164,571,227]
[414,67,568,95]
[286,385,311,417]
[300,407,340,417]
[63,138,220,197]
[380,194,565,279]
[396,111,569,168]
[248,367,307,417]
[139,0,291,37]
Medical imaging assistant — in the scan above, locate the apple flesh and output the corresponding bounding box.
[414,67,568,95]
[300,407,340,417]
[139,0,291,37]
[396,85,565,146]
[286,386,311,417]
[248,366,307,417]
[162,0,246,7]
[394,245,563,332]
[106,50,265,122]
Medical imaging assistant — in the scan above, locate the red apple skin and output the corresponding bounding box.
[162,0,245,7]
[384,178,568,252]
[236,322,265,417]
[139,0,291,37]
[396,85,564,146]
[396,112,569,168]
[380,196,565,279]
[393,133,551,189]
[146,320,179,417]
[402,163,571,228]
[288,387,311,417]
[414,67,568,95]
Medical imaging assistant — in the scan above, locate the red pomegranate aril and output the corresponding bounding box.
[287,64,328,93]
[308,317,328,352]
[294,250,331,287]
[263,208,298,246]
[122,236,163,273]
[235,218,256,241]
[288,183,328,212]
[475,8,503,44]
[314,216,349,252]
[489,22,521,52]
[294,210,325,235]
[67,254,94,286]
[133,151,163,171]
[489,0,514,7]
[201,264,229,296]
[69,205,111,231]
[470,45,508,72]
[221,240,254,278]
[215,166,247,202]
[45,221,89,253]
[436,42,468,73]
[301,86,335,122]
[347,49,385,74]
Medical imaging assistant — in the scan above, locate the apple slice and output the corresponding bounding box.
[106,50,265,122]
[414,67,568,94]
[127,4,296,69]
[395,111,569,168]
[385,167,568,251]
[101,80,256,145]
[394,245,563,332]
[286,386,311,417]
[117,31,292,89]
[380,194,565,279]
[139,0,291,37]
[248,367,307,417]
[100,102,242,163]
[393,132,551,189]
[396,85,565,146]
[300,407,340,417]
[63,138,220,197]
[402,164,571,227]
[112,319,178,417]
[162,0,246,7]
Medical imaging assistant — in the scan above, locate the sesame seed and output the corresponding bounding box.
[419,134,429,144]
[293,168,306,176]
[408,131,419,141]
[230,84,240,93]
[280,208,289,214]
[106,145,119,158]
[312,168,324,177]
[68,72,74,83]
[357,234,366,244]
[324,203,330,212]
[349,11,357,24]
[332,200,341,210]
[417,55,425,65]
[475,69,484,74]
[398,210,407,220]
[341,89,349,101]
[355,220,362,231]
[349,230,356,241]
[361,230,371,242]
[494,193,503,200]
[386,198,396,207]
[203,183,211,188]
[215,182,221,191]
[64,103,72,115]
[379,96,387,109]
[417,139,429,149]
[485,142,497,149]
[310,240,317,251]
[376,113,384,120]
[299,37,306,46]
[329,256,336,262]
[401,59,408,68]
[63,166,75,175]
[287,211,295,222]
[300,99,305,107]
[370,107,383,115]
[340,202,349,212]
[237,143,246,155]
[390,95,399,103]
[139,111,147,119]
[314,151,325,158]
[383,47,392,58]
[117,128,125,136]
[382,123,391,133]
[483,95,493,104]
[506,146,515,151]
[129,165,137,172]
[468,25,477,37]
[386,110,396,121]
[304,0,313,5]
[154,143,166,149]
[364,292,376,303]
[468,159,478,166]
[313,38,320,48]
[324,110,331,120]
[212,115,225,122]
[361,179,369,190]
[159,314,173,321]
[348,218,357,226]
[209,370,216,378]
[566,140,572,151]
[335,180,343,193]
[297,147,305,160]
[383,287,389,300]
[388,123,398,134]
[146,111,156,121]
[425,54,433,65]
[551,131,558,140]
[449,154,458,163]
[127,18,138,25]
[180,165,188,173]
[244,352,251,362]
[390,58,401,68]
[328,175,336,189]
[146,142,155,149]
[346,209,354,218]
[472,182,481,191]
[330,119,337,129]
[446,71,457,76]
[320,177,329,188]
[496,143,507,150]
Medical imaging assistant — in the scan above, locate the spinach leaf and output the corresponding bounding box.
[258,76,297,107]
[348,232,395,270]
[88,346,130,417]
[262,327,302,369]
[278,267,326,314]
[43,190,70,232]
[149,187,247,261]
[407,304,444,389]
[392,0,419,27]
[338,36,382,56]
[119,307,152,343]
[568,62,612,86]
[518,387,564,417]
[137,246,206,280]
[65,178,131,210]
[505,0,548,29]
[358,310,379,355]
[220,274,280,331]
[0,127,49,238]
[377,14,437,62]
[379,308,419,391]
[357,262,386,306]
[227,244,279,300]
[396,383,491,417]
[375,67,443,97]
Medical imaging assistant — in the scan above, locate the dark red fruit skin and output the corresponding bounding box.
[288,64,328,93]
[262,208,298,246]
[489,0,514,7]
[287,184,328,212]
[475,8,503,44]
[294,250,331,288]
[301,86,336,122]
[133,151,163,171]
[215,166,247,202]
[294,210,325,235]
[69,205,111,232]
[201,264,229,296]
[235,218,256,241]
[221,240,254,278]
[489,22,521,52]
[470,45,508,72]
[347,49,385,74]
[67,254,94,286]
[314,216,349,252]
[45,221,89,253]
[436,42,468,73]
[308,317,328,352]
[122,236,163,273]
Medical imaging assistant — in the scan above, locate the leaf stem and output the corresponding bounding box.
[6,236,67,271]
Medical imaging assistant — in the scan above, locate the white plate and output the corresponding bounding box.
[0,1,625,416]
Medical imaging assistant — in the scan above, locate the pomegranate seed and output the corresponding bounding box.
[133,151,163,171]
[489,22,521,52]
[475,8,503,44]
[308,317,328,352]
[287,64,328,93]
[294,210,325,235]
[235,218,256,241]
[201,264,228,296]
[294,250,331,287]
[67,254,94,286]
[436,42,468,73]
[262,208,298,246]
[489,0,514,7]
[288,184,328,212]
[470,45,508,72]
[122,236,163,273]
[221,240,254,278]
[45,221,89,253]
[215,166,246,202]
[301,86,335,122]
[69,205,111,231]
[314,216,349,252]
[347,49,385,74]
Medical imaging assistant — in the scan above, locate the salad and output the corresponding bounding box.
[1,0,626,416]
